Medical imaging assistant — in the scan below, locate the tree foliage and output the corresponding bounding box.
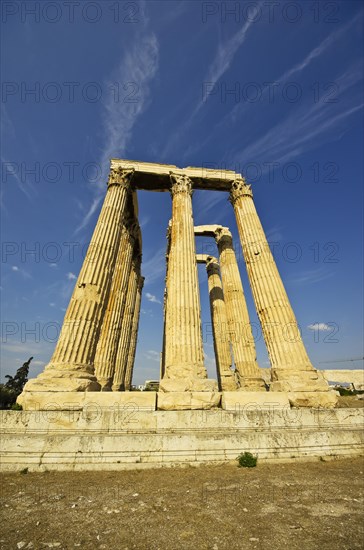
[0,357,33,409]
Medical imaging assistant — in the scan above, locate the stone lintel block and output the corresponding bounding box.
[221,391,290,411]
[157,392,221,410]
[17,391,157,411]
[287,391,339,409]
[159,378,219,393]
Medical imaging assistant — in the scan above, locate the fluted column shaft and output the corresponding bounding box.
[124,275,144,390]
[215,228,265,390]
[160,221,171,381]
[93,218,137,390]
[206,257,237,391]
[163,174,206,380]
[112,255,140,391]
[22,168,134,392]
[230,179,329,392]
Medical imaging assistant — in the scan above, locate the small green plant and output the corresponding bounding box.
[236,451,257,468]
[337,387,355,396]
[11,402,22,410]
[20,468,28,475]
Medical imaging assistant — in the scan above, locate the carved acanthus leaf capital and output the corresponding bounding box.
[132,250,142,270]
[214,226,233,247]
[169,172,193,196]
[229,177,253,204]
[206,256,220,276]
[108,167,135,190]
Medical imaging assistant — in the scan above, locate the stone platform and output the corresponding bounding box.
[1,406,363,472]
[17,390,157,411]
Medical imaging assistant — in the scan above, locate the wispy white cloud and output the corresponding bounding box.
[76,7,159,233]
[288,267,335,286]
[67,272,77,280]
[144,349,160,362]
[308,323,332,332]
[186,14,363,159]
[273,12,361,83]
[162,6,260,158]
[11,265,31,279]
[141,246,166,286]
[233,64,363,167]
[145,292,161,304]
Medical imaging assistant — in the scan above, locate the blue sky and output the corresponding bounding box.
[1,0,363,384]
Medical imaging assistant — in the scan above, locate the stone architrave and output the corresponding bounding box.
[21,167,135,393]
[93,211,137,390]
[204,256,238,391]
[215,227,266,391]
[124,275,144,390]
[112,254,141,391]
[229,178,335,404]
[161,173,217,393]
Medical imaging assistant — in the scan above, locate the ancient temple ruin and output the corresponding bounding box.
[19,159,337,409]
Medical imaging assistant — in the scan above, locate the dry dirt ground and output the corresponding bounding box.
[1,457,363,550]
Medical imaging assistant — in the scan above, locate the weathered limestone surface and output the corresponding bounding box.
[21,168,135,394]
[204,256,237,391]
[124,275,144,391]
[16,391,157,411]
[215,227,266,391]
[322,369,364,390]
[111,159,240,192]
[287,391,338,408]
[222,391,290,410]
[230,179,336,407]
[94,213,137,390]
[112,255,141,391]
[157,392,221,410]
[161,173,217,393]
[2,408,363,471]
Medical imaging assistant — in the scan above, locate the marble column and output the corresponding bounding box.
[229,178,331,396]
[21,167,134,393]
[124,275,144,391]
[205,256,238,391]
[160,221,172,381]
[93,212,137,390]
[215,227,266,391]
[112,252,141,391]
[161,173,217,392]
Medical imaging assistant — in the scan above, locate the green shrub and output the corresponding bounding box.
[236,451,257,468]
[337,387,355,396]
[11,402,22,410]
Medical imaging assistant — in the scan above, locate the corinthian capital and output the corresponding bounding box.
[214,226,233,247]
[108,167,135,189]
[206,256,220,276]
[169,172,193,196]
[229,177,253,204]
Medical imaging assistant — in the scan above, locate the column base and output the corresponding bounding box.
[219,374,239,391]
[159,377,218,393]
[20,363,101,393]
[237,374,267,392]
[157,391,221,410]
[17,391,156,411]
[270,368,330,392]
